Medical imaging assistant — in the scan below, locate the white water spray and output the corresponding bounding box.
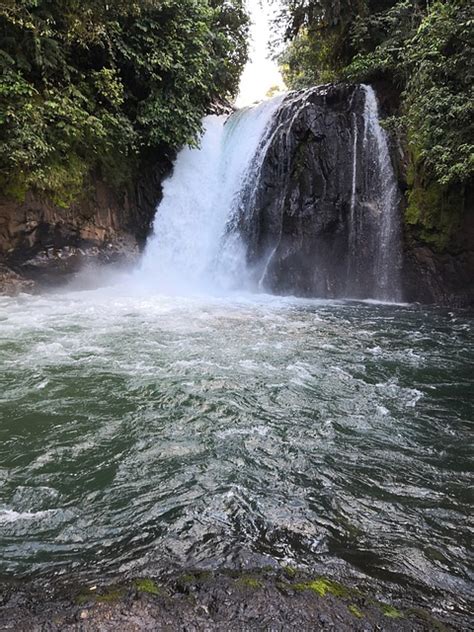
[139,97,283,293]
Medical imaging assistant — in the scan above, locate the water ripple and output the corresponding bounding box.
[0,291,472,616]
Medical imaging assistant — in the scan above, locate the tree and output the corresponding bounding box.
[0,0,249,205]
[275,0,473,188]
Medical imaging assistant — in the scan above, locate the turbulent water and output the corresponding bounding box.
[0,288,472,619]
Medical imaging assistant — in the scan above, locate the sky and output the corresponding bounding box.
[234,1,285,108]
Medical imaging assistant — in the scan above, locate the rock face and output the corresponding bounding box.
[0,157,172,294]
[230,83,473,306]
[233,84,404,301]
[0,264,35,296]
[1,84,472,306]
[0,569,462,631]
[402,199,474,307]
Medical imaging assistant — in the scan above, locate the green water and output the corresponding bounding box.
[0,289,472,618]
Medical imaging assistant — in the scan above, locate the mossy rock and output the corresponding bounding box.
[382,604,404,619]
[0,176,28,203]
[405,147,466,252]
[290,575,411,623]
[282,565,297,579]
[75,585,126,605]
[75,592,92,606]
[236,576,264,589]
[293,577,350,598]
[94,587,126,603]
[134,579,160,595]
[348,604,364,618]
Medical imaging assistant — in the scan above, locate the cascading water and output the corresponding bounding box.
[344,85,402,300]
[139,84,402,301]
[139,96,284,293]
[347,110,360,287]
[361,85,402,301]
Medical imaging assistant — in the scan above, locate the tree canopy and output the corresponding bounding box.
[276,0,473,189]
[0,0,249,205]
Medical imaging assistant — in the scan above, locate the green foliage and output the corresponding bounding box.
[134,578,160,595]
[274,0,358,88]
[343,1,473,188]
[0,0,249,203]
[402,2,473,187]
[279,28,339,88]
[278,0,473,188]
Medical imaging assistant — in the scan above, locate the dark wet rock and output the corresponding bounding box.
[0,264,35,295]
[0,157,173,292]
[403,232,474,307]
[232,84,403,300]
[0,569,460,631]
[0,85,472,305]
[231,83,473,306]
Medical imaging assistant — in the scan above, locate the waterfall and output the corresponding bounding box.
[361,85,402,301]
[139,97,284,293]
[347,111,359,288]
[138,84,402,302]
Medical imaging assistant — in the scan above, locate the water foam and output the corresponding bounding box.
[138,97,284,294]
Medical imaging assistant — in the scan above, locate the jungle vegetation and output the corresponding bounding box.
[0,0,249,205]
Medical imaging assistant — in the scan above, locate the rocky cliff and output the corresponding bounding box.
[0,157,172,294]
[232,84,474,306]
[233,84,403,300]
[403,191,474,307]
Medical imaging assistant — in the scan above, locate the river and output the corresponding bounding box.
[0,287,472,619]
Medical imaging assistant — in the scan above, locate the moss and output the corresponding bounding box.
[46,157,88,209]
[134,579,160,595]
[283,565,297,579]
[381,604,403,618]
[94,587,126,603]
[293,577,350,598]
[348,604,364,618]
[194,570,212,580]
[405,146,465,252]
[237,576,263,589]
[291,575,407,623]
[75,592,92,606]
[179,574,197,584]
[291,143,306,179]
[0,176,28,203]
[406,182,462,251]
[75,585,126,605]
